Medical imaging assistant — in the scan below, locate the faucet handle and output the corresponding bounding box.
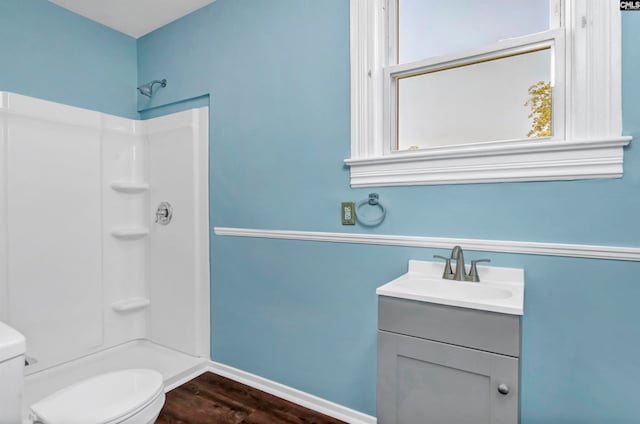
[433,255,454,280]
[467,259,491,282]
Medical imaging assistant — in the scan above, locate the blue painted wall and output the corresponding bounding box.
[0,0,138,118]
[13,1,639,420]
[151,1,640,421]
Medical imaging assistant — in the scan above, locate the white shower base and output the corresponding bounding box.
[22,340,207,422]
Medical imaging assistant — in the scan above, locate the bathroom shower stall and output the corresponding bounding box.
[0,92,210,411]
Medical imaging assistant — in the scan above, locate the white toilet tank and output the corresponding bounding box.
[0,321,26,424]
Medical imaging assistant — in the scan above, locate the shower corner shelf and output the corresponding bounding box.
[110,181,149,194]
[111,298,150,313]
[110,227,149,240]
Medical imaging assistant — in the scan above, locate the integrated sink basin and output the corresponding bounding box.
[376,259,524,315]
[392,278,512,300]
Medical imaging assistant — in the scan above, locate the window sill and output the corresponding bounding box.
[344,137,632,187]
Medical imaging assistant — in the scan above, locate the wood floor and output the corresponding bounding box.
[156,372,347,424]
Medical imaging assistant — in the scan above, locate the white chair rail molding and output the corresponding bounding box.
[213,227,640,262]
[346,0,631,187]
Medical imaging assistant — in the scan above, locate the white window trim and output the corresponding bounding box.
[346,0,631,187]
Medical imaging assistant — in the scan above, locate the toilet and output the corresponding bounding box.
[0,322,165,424]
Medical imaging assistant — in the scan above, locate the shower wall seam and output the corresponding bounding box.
[0,101,8,323]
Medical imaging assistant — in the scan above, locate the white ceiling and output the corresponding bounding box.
[48,0,216,38]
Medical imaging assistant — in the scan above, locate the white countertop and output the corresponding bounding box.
[376,260,524,315]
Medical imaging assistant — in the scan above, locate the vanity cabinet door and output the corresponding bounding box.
[378,330,519,424]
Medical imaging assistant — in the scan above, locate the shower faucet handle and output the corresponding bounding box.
[155,202,173,225]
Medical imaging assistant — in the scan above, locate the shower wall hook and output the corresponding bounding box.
[137,79,167,98]
[356,193,386,227]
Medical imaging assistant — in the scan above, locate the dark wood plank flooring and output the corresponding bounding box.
[156,372,347,424]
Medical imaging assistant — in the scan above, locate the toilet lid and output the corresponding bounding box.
[30,369,164,424]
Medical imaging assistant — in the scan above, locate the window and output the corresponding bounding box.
[346,0,630,187]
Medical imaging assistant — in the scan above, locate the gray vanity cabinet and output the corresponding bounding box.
[377,296,521,424]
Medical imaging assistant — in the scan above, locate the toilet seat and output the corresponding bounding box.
[30,369,165,424]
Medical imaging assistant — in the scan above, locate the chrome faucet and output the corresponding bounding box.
[434,246,491,282]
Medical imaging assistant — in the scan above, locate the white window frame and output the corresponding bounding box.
[346,0,631,187]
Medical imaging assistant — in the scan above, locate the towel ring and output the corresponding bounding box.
[356,193,386,227]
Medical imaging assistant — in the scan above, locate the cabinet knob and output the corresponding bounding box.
[497,384,510,395]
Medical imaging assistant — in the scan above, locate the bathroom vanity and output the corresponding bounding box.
[376,259,523,424]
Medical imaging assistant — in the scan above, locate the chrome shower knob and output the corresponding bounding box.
[155,202,173,225]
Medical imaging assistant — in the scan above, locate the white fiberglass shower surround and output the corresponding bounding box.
[0,92,209,412]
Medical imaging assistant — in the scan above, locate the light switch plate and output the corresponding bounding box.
[341,202,356,225]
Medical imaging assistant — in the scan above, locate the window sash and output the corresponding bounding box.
[383,30,565,155]
[387,0,562,68]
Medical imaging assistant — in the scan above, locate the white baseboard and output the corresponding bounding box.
[207,361,377,424]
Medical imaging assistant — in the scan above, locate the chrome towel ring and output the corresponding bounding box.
[356,193,386,227]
